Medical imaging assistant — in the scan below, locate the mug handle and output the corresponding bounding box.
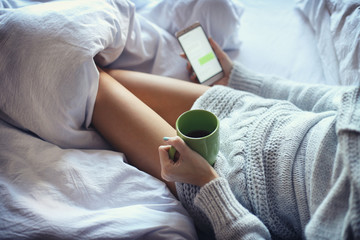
[168,146,178,162]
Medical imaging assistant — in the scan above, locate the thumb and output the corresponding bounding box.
[209,38,224,58]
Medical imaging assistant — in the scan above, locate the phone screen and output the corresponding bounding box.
[177,25,223,84]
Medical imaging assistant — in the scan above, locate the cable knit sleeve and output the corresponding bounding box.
[194,178,271,240]
[228,63,354,113]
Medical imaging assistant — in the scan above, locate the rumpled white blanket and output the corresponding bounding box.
[0,0,244,238]
[296,0,360,85]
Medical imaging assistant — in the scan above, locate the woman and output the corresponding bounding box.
[92,39,360,239]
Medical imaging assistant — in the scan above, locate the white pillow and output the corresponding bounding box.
[0,0,133,149]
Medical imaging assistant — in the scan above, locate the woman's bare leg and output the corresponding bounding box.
[104,69,209,128]
[91,69,208,196]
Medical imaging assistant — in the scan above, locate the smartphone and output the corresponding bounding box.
[176,22,224,85]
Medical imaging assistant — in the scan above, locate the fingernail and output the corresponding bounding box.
[163,137,170,141]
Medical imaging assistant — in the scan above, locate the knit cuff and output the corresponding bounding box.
[175,182,214,235]
[194,177,250,232]
[228,63,264,96]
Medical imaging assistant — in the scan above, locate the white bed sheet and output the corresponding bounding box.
[236,0,327,85]
[0,120,195,239]
[237,0,359,86]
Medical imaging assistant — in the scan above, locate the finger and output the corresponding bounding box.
[159,145,171,157]
[185,62,197,83]
[186,61,192,72]
[158,145,172,167]
[209,37,224,58]
[180,52,187,59]
[158,145,178,182]
[165,136,189,154]
[190,72,197,83]
[162,138,182,162]
[209,37,219,51]
[180,53,192,72]
[96,65,104,72]
[158,145,170,162]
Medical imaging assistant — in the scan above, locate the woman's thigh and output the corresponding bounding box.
[104,69,209,127]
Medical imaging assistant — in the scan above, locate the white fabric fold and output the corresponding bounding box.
[296,0,360,85]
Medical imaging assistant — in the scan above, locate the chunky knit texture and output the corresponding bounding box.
[176,63,360,239]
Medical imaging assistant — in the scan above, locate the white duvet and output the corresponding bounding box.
[0,0,243,239]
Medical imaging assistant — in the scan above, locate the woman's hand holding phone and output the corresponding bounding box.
[181,38,233,86]
[176,22,232,85]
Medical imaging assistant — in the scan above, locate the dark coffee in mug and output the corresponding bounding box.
[186,130,211,138]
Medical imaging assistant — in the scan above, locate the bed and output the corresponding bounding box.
[0,0,359,239]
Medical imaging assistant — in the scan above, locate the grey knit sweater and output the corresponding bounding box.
[176,63,360,240]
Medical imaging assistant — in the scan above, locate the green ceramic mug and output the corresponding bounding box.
[169,109,220,166]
